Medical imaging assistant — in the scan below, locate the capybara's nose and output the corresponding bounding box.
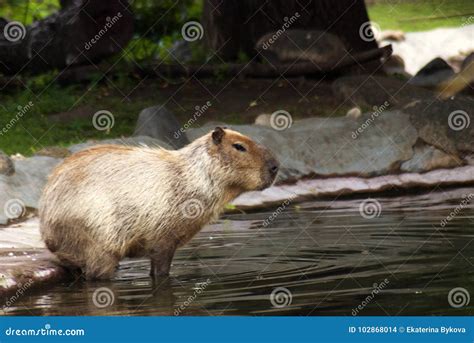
[268,160,279,177]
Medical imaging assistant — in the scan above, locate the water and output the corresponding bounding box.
[3,188,474,316]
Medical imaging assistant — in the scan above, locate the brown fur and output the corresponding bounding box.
[39,128,279,280]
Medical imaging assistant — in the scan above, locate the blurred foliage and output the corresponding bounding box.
[0,0,59,24]
[368,0,474,31]
[132,0,202,41]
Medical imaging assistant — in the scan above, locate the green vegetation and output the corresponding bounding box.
[0,78,158,155]
[367,0,473,32]
[0,0,60,24]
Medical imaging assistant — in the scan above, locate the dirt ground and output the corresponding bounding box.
[124,76,355,125]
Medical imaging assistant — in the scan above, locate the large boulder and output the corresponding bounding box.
[0,156,62,225]
[133,106,189,149]
[402,97,474,156]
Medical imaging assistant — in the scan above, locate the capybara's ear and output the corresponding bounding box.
[212,127,225,145]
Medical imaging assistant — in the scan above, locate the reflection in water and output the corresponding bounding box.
[3,188,474,316]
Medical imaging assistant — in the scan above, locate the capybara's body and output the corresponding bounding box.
[39,128,279,279]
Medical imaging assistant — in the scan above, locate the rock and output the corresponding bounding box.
[388,25,474,75]
[0,151,14,176]
[382,55,409,77]
[255,29,347,64]
[346,107,362,119]
[133,106,189,149]
[254,114,272,126]
[409,58,455,88]
[0,218,44,249]
[379,30,405,42]
[461,52,474,71]
[465,154,474,166]
[233,170,474,209]
[333,75,474,155]
[68,136,173,154]
[401,143,461,173]
[35,146,71,158]
[332,75,436,108]
[402,97,474,156]
[0,156,62,225]
[0,247,66,298]
[188,111,418,180]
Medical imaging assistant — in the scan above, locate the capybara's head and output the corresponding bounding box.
[208,127,279,191]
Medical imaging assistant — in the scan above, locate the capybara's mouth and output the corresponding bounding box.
[259,173,278,190]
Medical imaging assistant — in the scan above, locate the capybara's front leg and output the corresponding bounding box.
[150,242,177,278]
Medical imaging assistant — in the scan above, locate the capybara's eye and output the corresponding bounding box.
[232,143,247,152]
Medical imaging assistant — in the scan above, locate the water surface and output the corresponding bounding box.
[4,188,474,316]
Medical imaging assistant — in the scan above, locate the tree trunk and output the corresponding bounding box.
[203,0,379,63]
[0,0,133,75]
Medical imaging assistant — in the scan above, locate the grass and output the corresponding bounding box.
[367,0,474,32]
[0,78,158,156]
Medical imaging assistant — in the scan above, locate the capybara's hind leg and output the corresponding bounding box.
[84,251,120,280]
